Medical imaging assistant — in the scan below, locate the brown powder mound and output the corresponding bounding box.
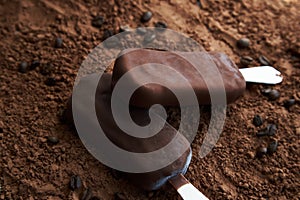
[0,0,299,199]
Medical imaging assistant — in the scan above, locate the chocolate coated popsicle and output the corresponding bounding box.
[66,73,192,191]
[112,48,246,108]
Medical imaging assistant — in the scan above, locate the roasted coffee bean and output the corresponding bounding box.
[103,29,114,40]
[70,175,82,190]
[81,188,93,200]
[143,32,156,44]
[262,89,280,100]
[30,60,40,70]
[92,16,104,28]
[253,115,263,127]
[40,63,52,75]
[256,146,267,158]
[267,140,278,154]
[155,21,168,30]
[47,136,59,144]
[268,89,280,101]
[259,55,271,66]
[45,77,56,86]
[237,38,250,48]
[55,37,63,48]
[19,62,28,73]
[114,192,126,200]
[283,99,296,109]
[240,56,253,66]
[266,124,277,136]
[136,27,147,35]
[141,11,152,22]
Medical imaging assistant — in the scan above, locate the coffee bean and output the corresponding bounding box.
[19,62,28,73]
[237,38,250,48]
[240,56,253,66]
[92,16,104,28]
[81,188,93,200]
[114,192,126,200]
[141,11,152,22]
[268,89,280,101]
[266,124,277,136]
[70,175,82,190]
[136,27,147,35]
[47,136,59,144]
[253,115,263,127]
[30,60,40,70]
[267,140,278,154]
[259,55,271,66]
[155,21,168,30]
[143,32,156,44]
[256,146,267,158]
[283,99,295,109]
[45,77,56,86]
[262,88,280,100]
[55,37,63,48]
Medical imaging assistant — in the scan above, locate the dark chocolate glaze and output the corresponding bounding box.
[66,74,192,191]
[112,48,246,108]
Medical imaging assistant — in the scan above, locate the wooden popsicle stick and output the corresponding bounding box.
[169,174,209,200]
[239,66,283,84]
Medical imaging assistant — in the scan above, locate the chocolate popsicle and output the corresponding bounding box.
[112,48,246,108]
[66,73,192,191]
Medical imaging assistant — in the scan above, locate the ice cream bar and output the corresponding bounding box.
[112,48,246,108]
[66,73,192,191]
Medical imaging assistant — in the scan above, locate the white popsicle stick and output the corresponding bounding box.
[169,174,209,200]
[239,66,283,84]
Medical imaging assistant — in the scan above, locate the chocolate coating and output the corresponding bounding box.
[66,74,191,191]
[112,49,246,108]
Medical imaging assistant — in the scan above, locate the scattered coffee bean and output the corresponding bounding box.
[45,77,56,86]
[70,175,82,191]
[256,146,267,158]
[103,29,114,40]
[92,16,104,28]
[55,37,63,48]
[136,27,147,35]
[268,89,280,101]
[155,21,168,30]
[81,187,93,200]
[141,11,152,23]
[266,124,277,136]
[30,60,40,70]
[262,88,280,100]
[143,32,156,44]
[47,136,59,144]
[283,99,295,109]
[237,38,250,48]
[240,56,253,66]
[259,55,271,66]
[114,192,126,200]
[267,140,278,154]
[253,115,263,127]
[19,62,28,73]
